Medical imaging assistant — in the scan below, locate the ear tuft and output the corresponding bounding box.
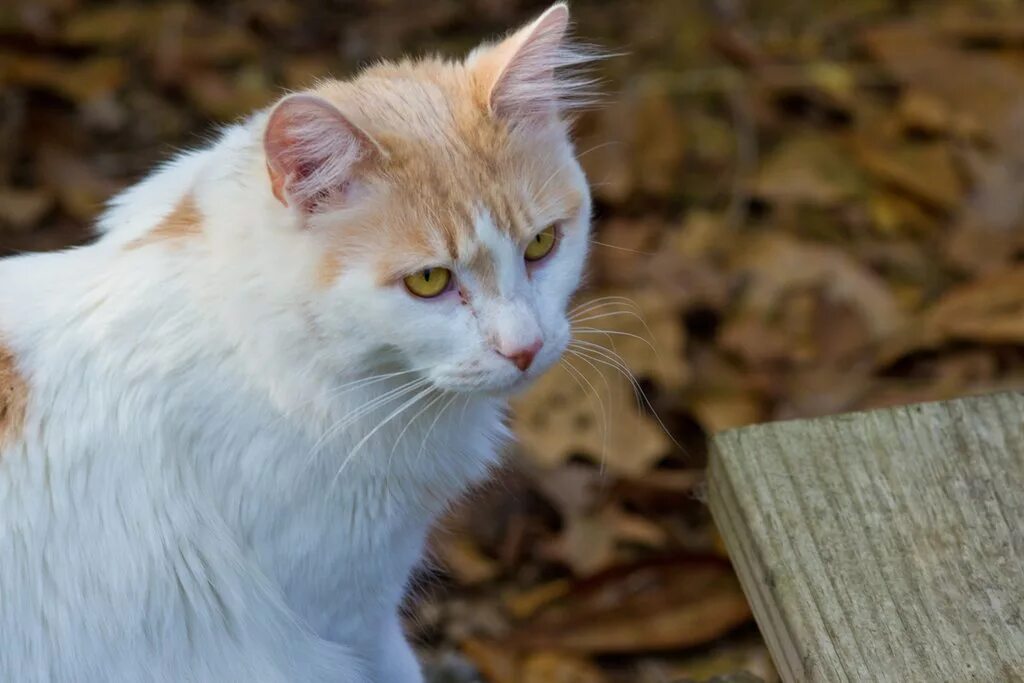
[473,3,602,120]
[263,94,378,212]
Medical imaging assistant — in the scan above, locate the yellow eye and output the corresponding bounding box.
[525,225,557,262]
[404,267,451,298]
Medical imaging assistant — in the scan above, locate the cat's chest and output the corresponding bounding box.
[206,390,506,637]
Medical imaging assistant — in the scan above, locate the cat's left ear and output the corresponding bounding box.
[471,3,595,120]
[263,94,381,212]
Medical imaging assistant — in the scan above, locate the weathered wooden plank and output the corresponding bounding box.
[708,392,1024,682]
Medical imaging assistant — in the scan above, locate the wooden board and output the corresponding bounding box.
[708,392,1024,682]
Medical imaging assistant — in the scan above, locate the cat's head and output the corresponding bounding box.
[262,4,596,395]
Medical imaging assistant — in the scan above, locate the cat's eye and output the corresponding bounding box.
[404,267,451,298]
[525,224,557,262]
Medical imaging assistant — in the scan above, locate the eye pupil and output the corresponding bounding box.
[404,267,451,298]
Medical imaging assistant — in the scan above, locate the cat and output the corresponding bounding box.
[0,3,596,682]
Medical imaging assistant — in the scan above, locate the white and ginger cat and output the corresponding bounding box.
[0,4,596,682]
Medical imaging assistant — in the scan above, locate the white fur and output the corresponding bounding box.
[0,9,592,682]
[0,74,591,683]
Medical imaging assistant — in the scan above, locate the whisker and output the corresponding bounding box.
[329,385,435,490]
[589,239,654,256]
[304,377,428,468]
[570,304,659,345]
[389,390,446,460]
[534,141,621,199]
[569,295,642,318]
[567,343,682,451]
[416,392,461,464]
[570,304,646,326]
[282,366,428,419]
[560,358,610,475]
[572,326,658,354]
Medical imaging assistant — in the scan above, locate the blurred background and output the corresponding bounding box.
[4,0,1024,680]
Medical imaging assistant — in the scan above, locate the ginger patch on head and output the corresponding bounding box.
[126,195,202,250]
[0,343,27,450]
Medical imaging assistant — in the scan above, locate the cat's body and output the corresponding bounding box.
[0,4,592,681]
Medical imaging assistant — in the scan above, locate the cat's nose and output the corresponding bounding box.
[498,338,543,372]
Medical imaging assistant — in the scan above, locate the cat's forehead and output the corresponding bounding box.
[312,65,583,282]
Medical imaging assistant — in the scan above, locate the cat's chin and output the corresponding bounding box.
[428,369,542,397]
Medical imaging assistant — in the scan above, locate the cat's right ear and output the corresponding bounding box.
[263,94,380,212]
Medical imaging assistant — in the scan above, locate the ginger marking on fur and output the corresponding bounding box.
[0,344,27,449]
[125,195,202,250]
[317,252,342,288]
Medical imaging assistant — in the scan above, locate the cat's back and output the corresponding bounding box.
[0,247,103,459]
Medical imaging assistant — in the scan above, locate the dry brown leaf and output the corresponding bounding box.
[541,507,618,576]
[183,68,274,121]
[61,5,154,46]
[853,139,964,213]
[879,268,1024,364]
[461,638,519,683]
[868,190,937,239]
[590,219,660,289]
[503,580,573,620]
[750,132,864,207]
[433,535,500,586]
[655,636,778,682]
[690,391,764,434]
[36,146,120,222]
[0,53,126,102]
[926,268,1024,343]
[896,90,953,137]
[513,360,669,476]
[861,20,1024,138]
[0,188,54,232]
[521,652,606,683]
[514,290,681,475]
[574,288,689,392]
[460,642,607,683]
[728,233,905,343]
[512,558,751,653]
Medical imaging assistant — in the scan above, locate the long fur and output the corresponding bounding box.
[0,4,592,681]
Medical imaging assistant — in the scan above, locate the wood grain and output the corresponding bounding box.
[708,392,1024,682]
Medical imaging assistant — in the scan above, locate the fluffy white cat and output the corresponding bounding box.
[0,4,594,681]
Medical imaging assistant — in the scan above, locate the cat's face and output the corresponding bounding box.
[264,3,594,395]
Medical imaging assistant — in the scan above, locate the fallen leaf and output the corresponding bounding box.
[861,20,1024,138]
[0,53,126,102]
[750,132,865,207]
[926,268,1024,343]
[511,557,751,653]
[0,188,54,231]
[434,535,501,586]
[461,638,519,683]
[521,652,606,683]
[36,146,120,222]
[853,139,964,213]
[503,580,573,620]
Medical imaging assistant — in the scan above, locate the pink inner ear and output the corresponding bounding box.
[485,3,597,120]
[264,94,374,212]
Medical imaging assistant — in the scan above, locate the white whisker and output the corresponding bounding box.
[567,342,681,451]
[560,358,610,475]
[329,385,435,490]
[569,295,642,318]
[304,377,429,468]
[416,392,461,464]
[572,326,658,354]
[588,239,653,255]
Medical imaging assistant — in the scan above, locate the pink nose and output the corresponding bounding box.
[499,339,543,372]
